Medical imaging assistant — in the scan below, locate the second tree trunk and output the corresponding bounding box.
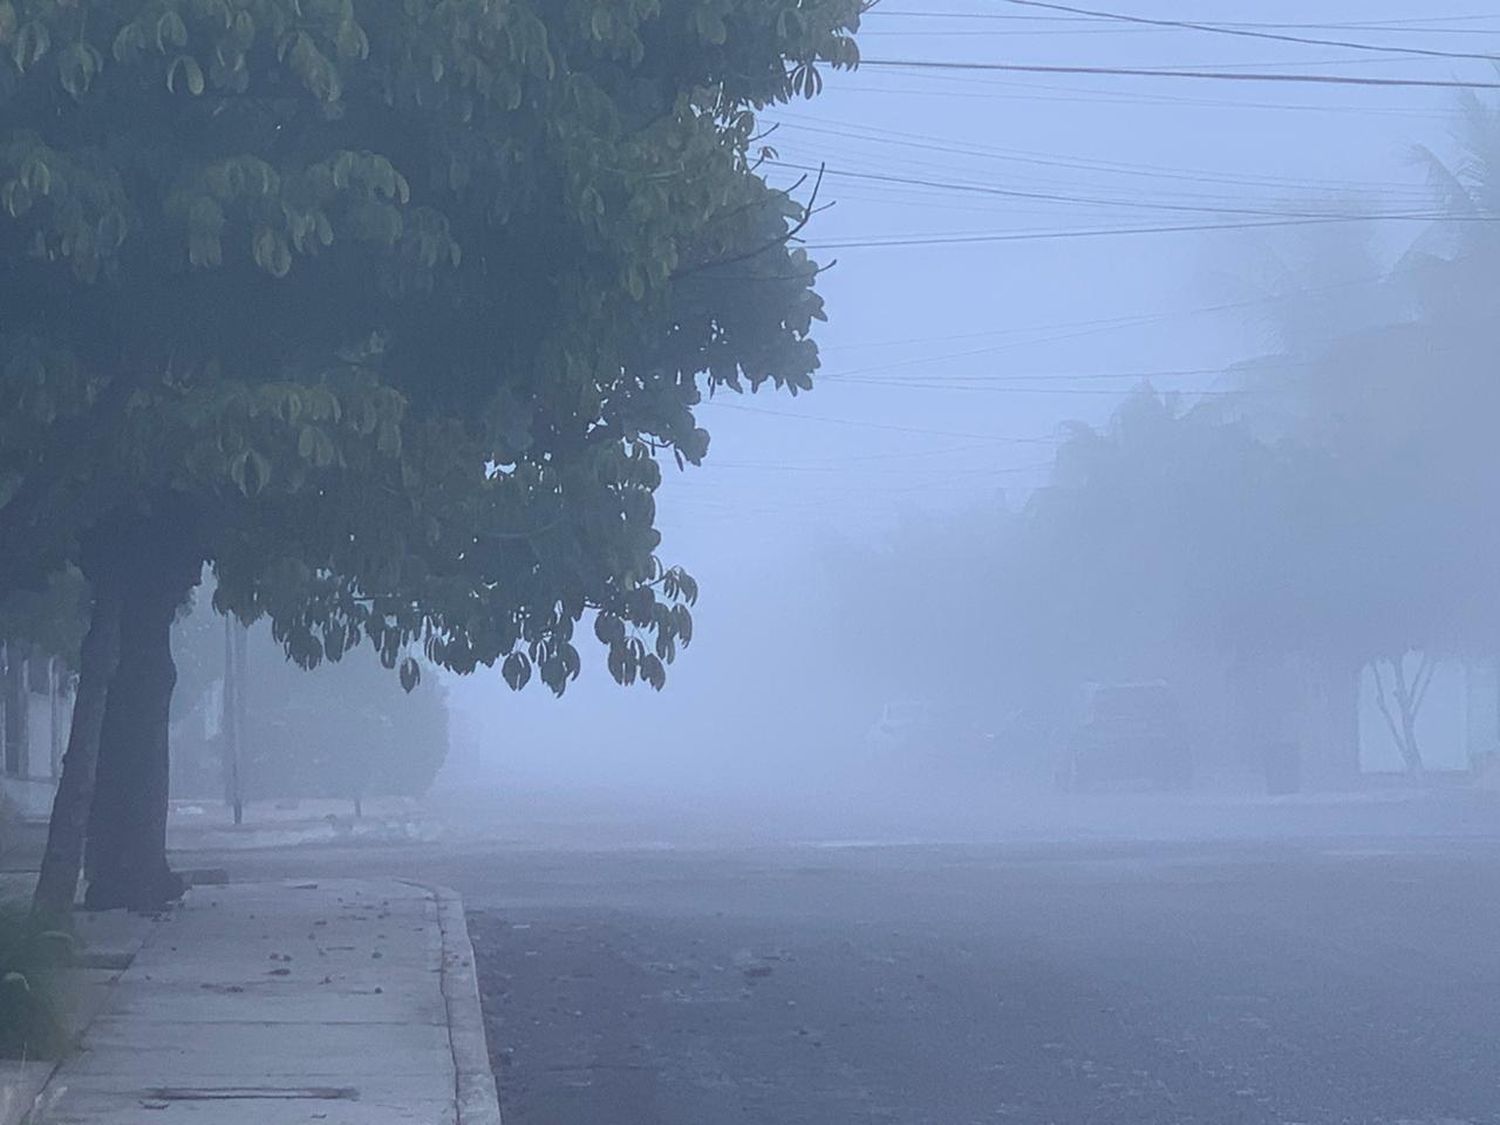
[82,505,203,912]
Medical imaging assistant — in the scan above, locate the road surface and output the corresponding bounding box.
[187,803,1500,1125]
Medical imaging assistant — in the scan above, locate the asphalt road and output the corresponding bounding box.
[191,818,1500,1125]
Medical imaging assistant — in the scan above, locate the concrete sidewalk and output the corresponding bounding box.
[31,880,499,1124]
[165,799,440,853]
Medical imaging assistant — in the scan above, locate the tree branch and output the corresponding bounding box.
[673,164,828,279]
[1412,652,1439,714]
[1371,659,1405,753]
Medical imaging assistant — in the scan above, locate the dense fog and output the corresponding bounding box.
[436,0,1500,847]
[10,6,1500,1123]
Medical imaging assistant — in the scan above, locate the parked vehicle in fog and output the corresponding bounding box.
[1057,681,1192,792]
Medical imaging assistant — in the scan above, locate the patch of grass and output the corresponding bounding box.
[0,905,73,1060]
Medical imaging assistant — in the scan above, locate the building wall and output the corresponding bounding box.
[0,658,69,821]
[1465,661,1500,770]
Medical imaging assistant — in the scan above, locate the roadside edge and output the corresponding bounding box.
[412,882,502,1125]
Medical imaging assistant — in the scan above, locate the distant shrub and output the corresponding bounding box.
[0,905,73,1059]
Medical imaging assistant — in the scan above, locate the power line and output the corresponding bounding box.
[873,11,1500,31]
[860,26,1500,39]
[698,441,998,464]
[700,457,1053,474]
[803,214,1472,251]
[771,114,1434,197]
[768,159,1438,221]
[831,76,1452,118]
[996,0,1500,62]
[858,58,1500,89]
[701,399,1061,444]
[823,379,1246,395]
[823,363,1270,386]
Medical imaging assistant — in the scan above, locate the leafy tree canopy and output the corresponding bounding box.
[0,0,863,691]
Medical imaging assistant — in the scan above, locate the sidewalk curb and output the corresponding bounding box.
[405,881,502,1125]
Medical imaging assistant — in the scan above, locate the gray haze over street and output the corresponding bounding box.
[185,789,1500,1125]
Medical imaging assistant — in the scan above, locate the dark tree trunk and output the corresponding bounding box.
[83,581,184,911]
[81,504,204,913]
[31,591,121,919]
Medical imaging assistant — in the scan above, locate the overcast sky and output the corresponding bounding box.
[446,2,1489,793]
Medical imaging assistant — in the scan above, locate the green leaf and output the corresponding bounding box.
[167,55,205,96]
[624,264,645,302]
[12,19,49,73]
[228,450,248,493]
[502,652,531,691]
[157,10,188,52]
[1,179,33,218]
[232,10,255,49]
[243,449,271,495]
[594,614,625,646]
[113,23,144,62]
[398,656,420,693]
[640,653,666,691]
[59,42,99,99]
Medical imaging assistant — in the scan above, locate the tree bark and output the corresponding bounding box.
[81,504,204,913]
[31,591,121,918]
[84,582,185,911]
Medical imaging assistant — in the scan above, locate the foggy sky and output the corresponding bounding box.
[445,2,1485,795]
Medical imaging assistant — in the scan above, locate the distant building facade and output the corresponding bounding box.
[0,643,71,820]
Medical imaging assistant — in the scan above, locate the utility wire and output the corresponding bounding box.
[822,380,1247,395]
[874,11,1500,31]
[701,400,1061,444]
[771,114,1434,195]
[860,27,1500,39]
[823,363,1281,385]
[836,77,1452,117]
[768,159,1438,220]
[858,59,1500,89]
[803,214,1476,251]
[997,0,1500,60]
